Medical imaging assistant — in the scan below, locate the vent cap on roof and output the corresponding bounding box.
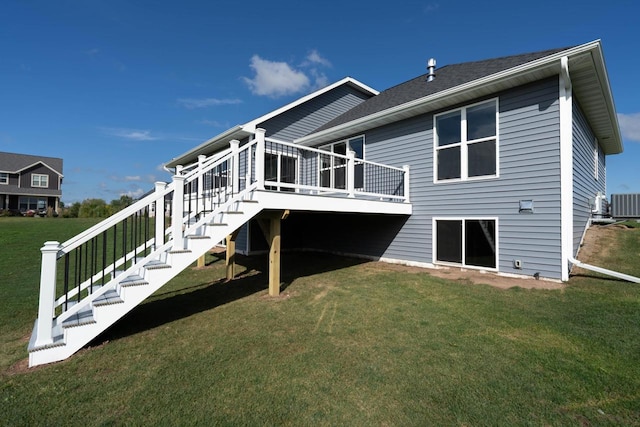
[426,58,436,82]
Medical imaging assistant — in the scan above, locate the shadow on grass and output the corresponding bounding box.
[92,251,367,344]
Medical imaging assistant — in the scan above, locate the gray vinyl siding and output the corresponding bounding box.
[302,77,565,279]
[572,99,606,254]
[259,86,371,141]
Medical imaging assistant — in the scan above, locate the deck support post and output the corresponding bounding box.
[154,181,167,250]
[197,254,205,268]
[257,210,289,296]
[403,165,410,203]
[172,175,186,251]
[347,150,355,198]
[35,241,61,347]
[268,216,281,296]
[226,229,240,280]
[255,128,266,190]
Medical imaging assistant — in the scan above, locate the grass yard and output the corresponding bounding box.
[1,218,639,425]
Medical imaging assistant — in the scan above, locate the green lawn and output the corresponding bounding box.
[1,218,639,425]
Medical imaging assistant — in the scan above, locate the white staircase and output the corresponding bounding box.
[28,128,411,367]
[28,191,263,366]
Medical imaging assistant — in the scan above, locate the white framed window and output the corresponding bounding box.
[434,99,498,182]
[320,135,365,190]
[433,217,498,270]
[32,173,49,188]
[593,138,599,181]
[265,149,298,192]
[0,173,8,185]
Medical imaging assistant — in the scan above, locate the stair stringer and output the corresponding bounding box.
[28,196,264,367]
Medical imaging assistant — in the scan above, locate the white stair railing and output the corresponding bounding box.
[32,128,410,348]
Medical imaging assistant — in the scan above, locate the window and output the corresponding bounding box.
[265,151,297,192]
[320,136,364,190]
[32,173,49,188]
[0,173,8,185]
[434,218,497,269]
[19,197,46,212]
[434,99,498,182]
[593,138,599,181]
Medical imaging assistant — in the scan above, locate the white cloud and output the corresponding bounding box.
[305,50,331,67]
[198,119,228,127]
[177,97,242,109]
[423,3,439,13]
[124,176,141,181]
[243,55,310,98]
[102,127,159,141]
[618,112,640,142]
[121,188,145,199]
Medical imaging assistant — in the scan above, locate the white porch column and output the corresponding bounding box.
[172,175,186,251]
[35,241,61,347]
[403,165,411,203]
[230,139,240,193]
[154,181,167,249]
[255,128,266,190]
[347,150,356,198]
[198,155,206,214]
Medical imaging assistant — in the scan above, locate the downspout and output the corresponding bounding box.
[560,56,639,284]
[559,56,573,281]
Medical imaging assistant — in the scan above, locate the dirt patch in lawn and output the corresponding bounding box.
[571,223,637,276]
[370,262,565,290]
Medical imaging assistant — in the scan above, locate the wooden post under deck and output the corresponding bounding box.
[225,230,239,281]
[257,210,289,296]
[197,254,205,268]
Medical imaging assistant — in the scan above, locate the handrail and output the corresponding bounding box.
[60,184,175,255]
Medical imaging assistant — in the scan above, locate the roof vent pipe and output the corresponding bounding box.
[426,58,436,82]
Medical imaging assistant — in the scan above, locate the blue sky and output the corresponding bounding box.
[1,0,638,203]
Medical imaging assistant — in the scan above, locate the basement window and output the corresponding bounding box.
[434,99,498,182]
[434,218,497,269]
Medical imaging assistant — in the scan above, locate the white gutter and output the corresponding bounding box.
[569,256,640,283]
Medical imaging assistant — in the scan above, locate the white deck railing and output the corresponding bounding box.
[33,128,409,347]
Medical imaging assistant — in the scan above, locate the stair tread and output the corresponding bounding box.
[120,274,148,286]
[62,307,95,328]
[144,260,170,269]
[93,289,123,306]
[209,222,228,226]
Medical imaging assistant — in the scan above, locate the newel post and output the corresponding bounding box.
[198,155,206,212]
[255,128,266,190]
[172,175,186,251]
[403,165,411,203]
[154,181,167,249]
[35,241,61,347]
[347,150,356,198]
[230,140,240,193]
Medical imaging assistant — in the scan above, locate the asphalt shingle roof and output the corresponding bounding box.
[0,151,63,175]
[314,47,572,133]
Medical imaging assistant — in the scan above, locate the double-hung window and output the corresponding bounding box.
[0,173,8,185]
[434,99,498,182]
[32,173,49,188]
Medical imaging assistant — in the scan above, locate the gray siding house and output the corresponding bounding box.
[0,151,63,215]
[166,40,622,282]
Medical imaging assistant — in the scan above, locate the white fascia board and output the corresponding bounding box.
[588,43,623,154]
[296,40,609,147]
[242,77,379,134]
[16,161,63,177]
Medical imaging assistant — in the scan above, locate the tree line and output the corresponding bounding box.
[61,195,135,218]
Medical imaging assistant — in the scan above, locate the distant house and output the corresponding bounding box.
[0,151,63,214]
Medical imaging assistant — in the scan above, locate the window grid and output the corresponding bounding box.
[434,99,498,183]
[32,174,49,188]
